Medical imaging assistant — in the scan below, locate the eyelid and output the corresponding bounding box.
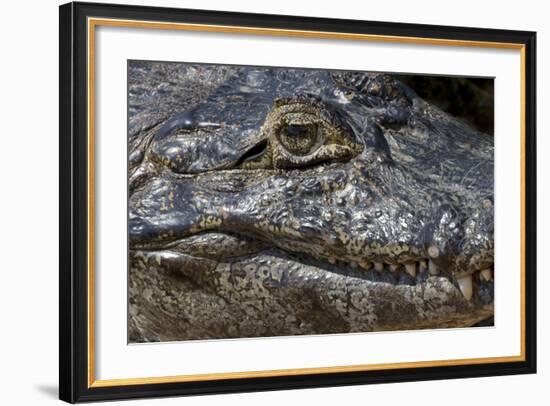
[283,113,326,127]
[272,143,358,169]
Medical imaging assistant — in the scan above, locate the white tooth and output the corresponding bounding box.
[360,261,372,270]
[428,259,440,275]
[405,263,417,277]
[389,264,399,272]
[417,261,426,273]
[374,262,384,272]
[457,275,473,300]
[480,268,493,281]
[419,260,428,272]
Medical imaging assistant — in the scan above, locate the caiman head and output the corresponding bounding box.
[128,65,494,341]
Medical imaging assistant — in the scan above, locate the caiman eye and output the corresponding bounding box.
[266,98,363,169]
[278,123,320,155]
[237,97,363,170]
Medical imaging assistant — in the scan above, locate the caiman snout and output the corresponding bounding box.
[129,153,493,304]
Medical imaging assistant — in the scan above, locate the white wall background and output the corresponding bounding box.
[0,0,546,404]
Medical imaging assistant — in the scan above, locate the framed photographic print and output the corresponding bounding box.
[59,1,537,403]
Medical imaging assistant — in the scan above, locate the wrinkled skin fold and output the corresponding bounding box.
[128,62,494,342]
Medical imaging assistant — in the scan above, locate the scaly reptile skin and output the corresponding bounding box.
[128,62,494,342]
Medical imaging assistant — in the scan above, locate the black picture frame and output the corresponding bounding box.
[59,1,537,403]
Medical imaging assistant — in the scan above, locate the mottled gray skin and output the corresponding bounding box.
[128,62,494,342]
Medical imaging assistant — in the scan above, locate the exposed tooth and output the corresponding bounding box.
[480,268,493,281]
[457,275,473,300]
[419,260,428,272]
[359,261,372,270]
[428,259,440,275]
[405,263,417,277]
[389,264,399,272]
[374,262,384,272]
[417,261,426,273]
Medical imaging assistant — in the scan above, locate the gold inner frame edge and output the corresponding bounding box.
[86,17,527,388]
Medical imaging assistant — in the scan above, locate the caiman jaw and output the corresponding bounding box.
[130,225,494,303]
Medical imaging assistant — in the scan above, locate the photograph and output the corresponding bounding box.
[128,61,495,342]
